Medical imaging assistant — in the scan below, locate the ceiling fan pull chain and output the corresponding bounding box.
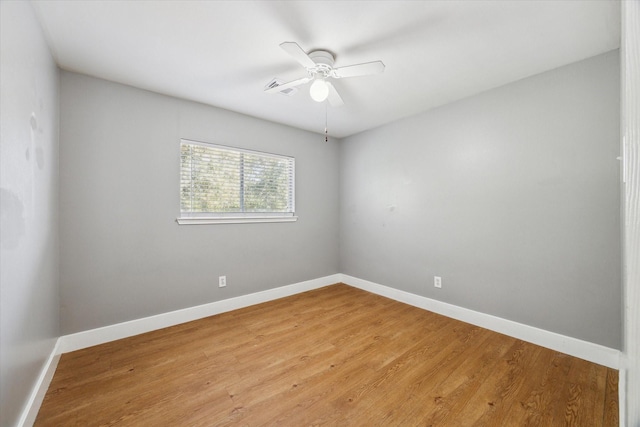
[325,102,328,142]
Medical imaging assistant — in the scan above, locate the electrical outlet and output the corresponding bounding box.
[219,276,226,288]
[434,276,442,288]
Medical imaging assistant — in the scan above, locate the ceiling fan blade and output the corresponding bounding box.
[333,60,385,78]
[280,41,316,69]
[264,76,311,93]
[326,82,344,107]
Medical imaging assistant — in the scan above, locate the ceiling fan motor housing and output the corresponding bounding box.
[308,50,335,77]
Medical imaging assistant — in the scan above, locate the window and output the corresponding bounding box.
[178,139,296,224]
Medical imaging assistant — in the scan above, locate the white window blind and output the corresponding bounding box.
[179,139,295,224]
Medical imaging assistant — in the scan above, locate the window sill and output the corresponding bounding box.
[176,216,298,225]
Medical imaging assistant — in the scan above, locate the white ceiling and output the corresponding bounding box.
[31,0,620,138]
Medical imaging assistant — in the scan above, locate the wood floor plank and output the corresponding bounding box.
[358,326,496,423]
[603,369,620,426]
[420,336,531,426]
[35,283,618,426]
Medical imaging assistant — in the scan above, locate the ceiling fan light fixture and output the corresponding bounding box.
[309,79,329,102]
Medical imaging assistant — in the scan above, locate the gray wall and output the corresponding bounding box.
[0,2,60,426]
[60,72,340,334]
[340,51,621,349]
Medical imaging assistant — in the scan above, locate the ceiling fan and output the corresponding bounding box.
[264,41,385,107]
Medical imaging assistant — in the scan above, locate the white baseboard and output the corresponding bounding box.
[339,274,620,369]
[58,272,620,368]
[58,274,341,354]
[17,340,61,427]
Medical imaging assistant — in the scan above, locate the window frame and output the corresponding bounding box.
[177,139,297,225]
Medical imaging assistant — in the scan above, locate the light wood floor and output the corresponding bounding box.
[36,284,618,426]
